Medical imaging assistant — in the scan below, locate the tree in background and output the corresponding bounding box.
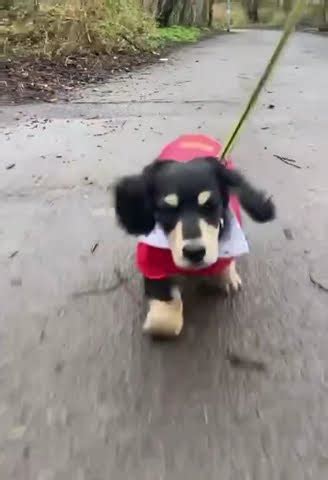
[1,0,14,8]
[323,0,328,25]
[283,0,292,13]
[155,0,214,27]
[243,0,259,22]
[156,0,174,26]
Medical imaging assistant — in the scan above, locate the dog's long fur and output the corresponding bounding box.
[115,157,275,238]
[114,155,275,337]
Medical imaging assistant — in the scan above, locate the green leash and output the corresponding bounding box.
[220,0,305,160]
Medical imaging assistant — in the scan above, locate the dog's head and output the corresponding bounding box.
[114,157,275,269]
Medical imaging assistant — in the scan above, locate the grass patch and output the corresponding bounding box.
[151,25,202,47]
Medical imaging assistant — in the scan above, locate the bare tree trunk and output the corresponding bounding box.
[170,0,195,26]
[201,0,213,27]
[248,0,259,22]
[243,0,259,22]
[283,0,292,14]
[208,0,215,27]
[156,0,212,27]
[156,0,174,26]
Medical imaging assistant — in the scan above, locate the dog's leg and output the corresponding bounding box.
[143,277,183,337]
[217,261,242,294]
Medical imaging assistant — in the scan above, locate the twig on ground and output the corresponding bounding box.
[72,280,124,298]
[90,242,99,254]
[227,351,267,372]
[273,154,301,169]
[309,271,328,293]
[6,163,16,170]
[72,266,139,300]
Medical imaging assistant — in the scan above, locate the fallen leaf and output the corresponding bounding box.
[23,445,30,459]
[9,425,26,440]
[283,228,294,240]
[11,277,22,286]
[54,361,65,374]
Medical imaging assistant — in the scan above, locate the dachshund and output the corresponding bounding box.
[114,134,275,337]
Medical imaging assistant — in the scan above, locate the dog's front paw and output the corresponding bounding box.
[143,298,183,337]
[221,262,242,294]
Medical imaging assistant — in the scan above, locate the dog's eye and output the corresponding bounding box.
[157,204,179,218]
[200,199,216,212]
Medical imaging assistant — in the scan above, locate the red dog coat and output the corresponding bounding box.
[136,134,244,280]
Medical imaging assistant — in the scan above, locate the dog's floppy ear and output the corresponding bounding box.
[114,173,155,235]
[208,158,275,222]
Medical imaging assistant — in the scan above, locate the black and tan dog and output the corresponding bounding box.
[114,134,275,337]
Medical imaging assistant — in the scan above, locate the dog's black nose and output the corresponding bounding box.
[182,245,206,263]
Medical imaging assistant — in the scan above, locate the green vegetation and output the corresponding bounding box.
[1,0,328,59]
[152,25,202,46]
[1,1,213,58]
[1,0,157,56]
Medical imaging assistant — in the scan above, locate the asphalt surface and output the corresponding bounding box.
[1,30,328,479]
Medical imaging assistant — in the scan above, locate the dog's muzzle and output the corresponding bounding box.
[182,243,206,264]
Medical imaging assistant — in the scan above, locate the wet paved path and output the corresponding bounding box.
[1,30,328,479]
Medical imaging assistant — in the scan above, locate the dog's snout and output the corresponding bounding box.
[182,244,206,263]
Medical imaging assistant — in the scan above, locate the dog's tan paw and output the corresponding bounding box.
[225,270,242,294]
[143,298,183,337]
[221,262,242,294]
